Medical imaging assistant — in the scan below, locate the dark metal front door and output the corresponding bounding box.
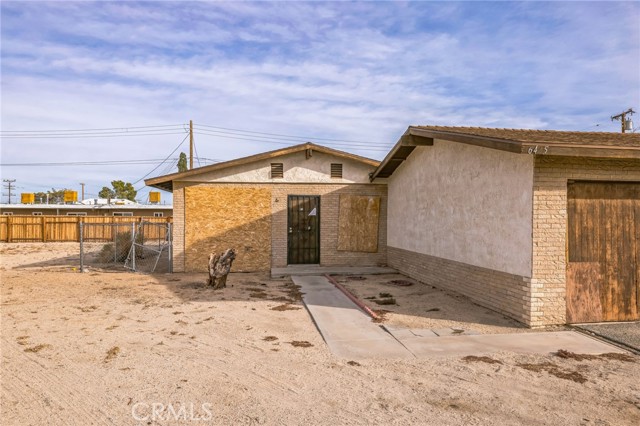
[287,195,320,264]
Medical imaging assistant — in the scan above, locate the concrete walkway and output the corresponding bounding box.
[293,275,626,360]
[292,275,413,359]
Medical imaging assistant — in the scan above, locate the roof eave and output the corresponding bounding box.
[371,126,640,180]
[370,127,435,181]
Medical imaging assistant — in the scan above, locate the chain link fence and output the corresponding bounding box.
[124,221,172,273]
[79,221,172,273]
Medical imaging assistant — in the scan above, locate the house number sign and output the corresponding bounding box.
[527,145,549,155]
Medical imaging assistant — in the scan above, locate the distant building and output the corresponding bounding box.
[0,198,172,217]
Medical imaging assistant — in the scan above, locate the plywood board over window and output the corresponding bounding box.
[337,195,380,252]
[185,186,272,272]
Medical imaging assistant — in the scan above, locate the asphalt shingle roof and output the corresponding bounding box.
[414,125,640,147]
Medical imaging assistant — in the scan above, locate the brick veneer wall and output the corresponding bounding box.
[387,246,532,325]
[172,185,186,272]
[171,182,387,272]
[271,183,388,268]
[531,156,640,326]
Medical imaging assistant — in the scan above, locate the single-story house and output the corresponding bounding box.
[148,127,639,328]
[372,126,639,327]
[146,143,387,273]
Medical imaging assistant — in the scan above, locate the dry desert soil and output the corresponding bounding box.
[1,243,639,425]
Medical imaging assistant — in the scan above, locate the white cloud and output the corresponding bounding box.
[1,1,638,202]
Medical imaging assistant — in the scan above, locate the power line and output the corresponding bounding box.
[2,158,184,167]
[193,135,202,167]
[1,124,184,133]
[1,156,223,168]
[132,133,190,185]
[193,127,387,147]
[1,122,390,149]
[579,124,601,131]
[0,131,186,139]
[195,123,386,145]
[192,130,390,152]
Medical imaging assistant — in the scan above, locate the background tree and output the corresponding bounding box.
[98,187,116,199]
[34,188,68,204]
[177,152,188,172]
[99,180,137,201]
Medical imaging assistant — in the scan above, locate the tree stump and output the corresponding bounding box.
[207,248,237,289]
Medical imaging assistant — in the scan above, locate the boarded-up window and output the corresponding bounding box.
[271,163,284,178]
[337,195,380,252]
[185,186,272,272]
[331,163,343,178]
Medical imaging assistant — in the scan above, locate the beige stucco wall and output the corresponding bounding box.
[387,139,535,277]
[180,151,375,184]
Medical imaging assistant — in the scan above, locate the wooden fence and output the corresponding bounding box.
[0,216,172,243]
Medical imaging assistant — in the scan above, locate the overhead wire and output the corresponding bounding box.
[193,130,390,152]
[132,133,190,186]
[0,124,185,139]
[2,158,183,167]
[2,122,392,150]
[193,136,202,167]
[0,131,186,139]
[3,121,389,194]
[195,123,387,145]
[0,124,184,133]
[579,124,601,131]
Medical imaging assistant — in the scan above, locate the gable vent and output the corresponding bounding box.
[271,163,284,178]
[330,163,343,178]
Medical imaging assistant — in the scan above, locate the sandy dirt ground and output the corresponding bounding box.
[336,274,548,334]
[1,243,639,425]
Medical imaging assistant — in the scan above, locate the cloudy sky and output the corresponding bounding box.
[1,1,638,203]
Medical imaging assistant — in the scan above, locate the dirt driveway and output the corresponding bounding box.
[1,243,640,425]
[575,322,640,354]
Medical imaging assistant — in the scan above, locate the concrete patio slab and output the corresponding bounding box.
[272,265,396,278]
[381,325,438,339]
[432,328,466,337]
[396,331,625,358]
[293,275,628,360]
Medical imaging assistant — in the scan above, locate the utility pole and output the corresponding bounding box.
[3,179,16,204]
[80,182,85,201]
[189,119,194,170]
[611,108,635,133]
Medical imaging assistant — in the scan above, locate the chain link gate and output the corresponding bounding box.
[124,221,172,273]
[79,220,172,273]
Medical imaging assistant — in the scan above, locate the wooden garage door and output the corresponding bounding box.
[567,182,640,323]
